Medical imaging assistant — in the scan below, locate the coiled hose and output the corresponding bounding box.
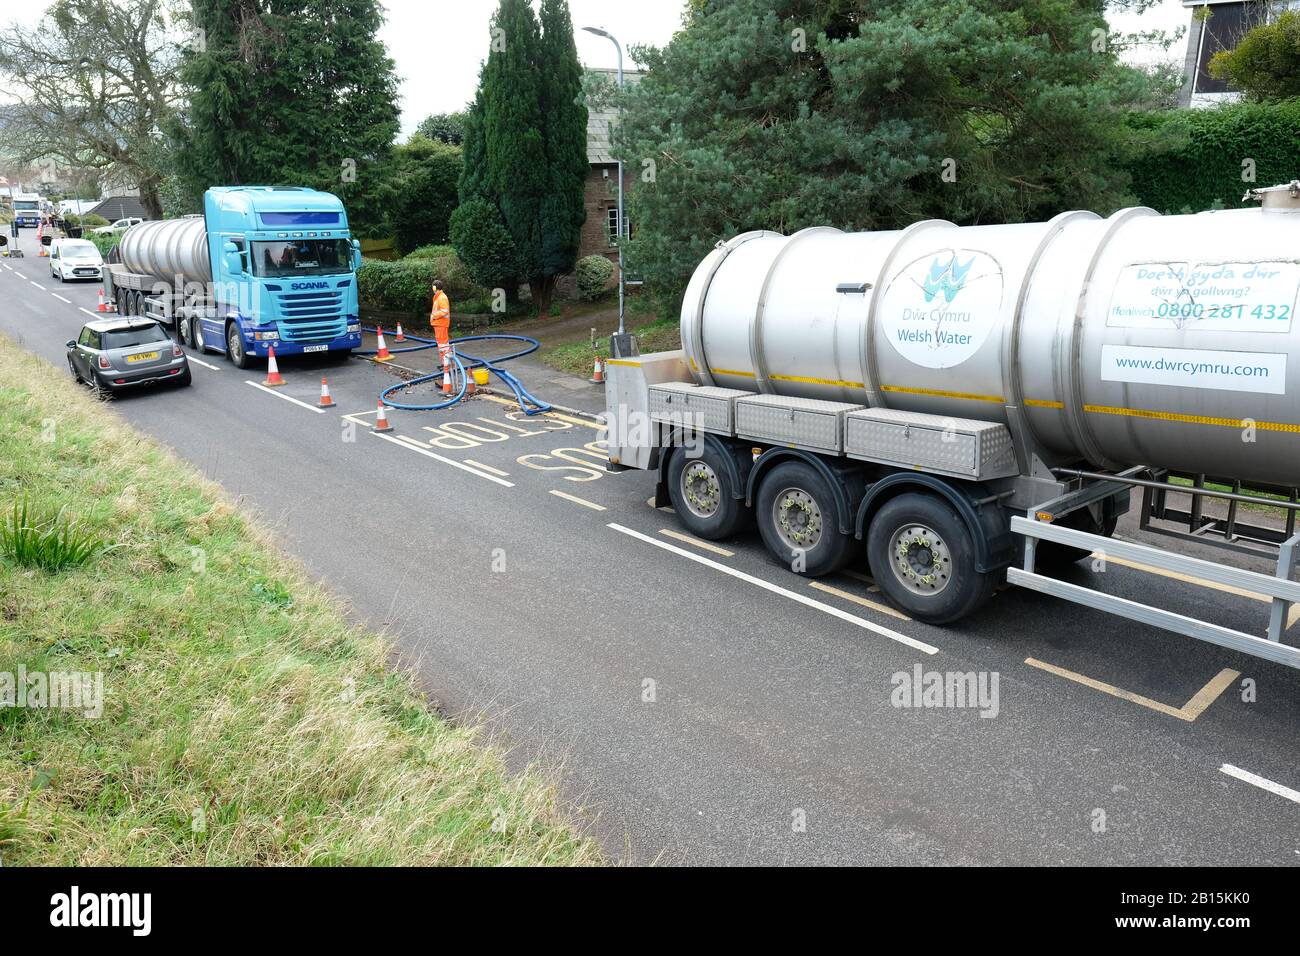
[357,327,552,415]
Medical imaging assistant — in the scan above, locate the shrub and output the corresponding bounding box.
[575,255,615,301]
[358,250,494,316]
[1125,99,1300,214]
[80,214,109,227]
[86,233,120,259]
[391,138,462,255]
[449,199,520,290]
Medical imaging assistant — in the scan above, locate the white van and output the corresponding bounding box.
[50,238,105,282]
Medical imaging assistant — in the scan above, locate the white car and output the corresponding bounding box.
[92,217,144,235]
[49,239,104,282]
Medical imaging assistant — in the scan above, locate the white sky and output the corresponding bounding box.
[1,0,1192,133]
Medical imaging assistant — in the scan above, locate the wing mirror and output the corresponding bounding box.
[351,239,362,271]
[223,240,243,276]
[65,340,77,349]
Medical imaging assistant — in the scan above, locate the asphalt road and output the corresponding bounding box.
[3,244,1299,865]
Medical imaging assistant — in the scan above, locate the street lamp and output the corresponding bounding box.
[582,25,626,335]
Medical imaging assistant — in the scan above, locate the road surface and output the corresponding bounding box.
[2,246,1298,865]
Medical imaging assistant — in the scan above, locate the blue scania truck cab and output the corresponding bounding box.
[105,186,363,369]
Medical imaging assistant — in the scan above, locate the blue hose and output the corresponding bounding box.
[357,327,552,415]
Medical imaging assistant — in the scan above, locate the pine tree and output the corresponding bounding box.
[451,0,588,311]
[175,0,400,235]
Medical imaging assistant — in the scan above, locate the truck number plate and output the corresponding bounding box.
[126,351,159,364]
[303,344,328,353]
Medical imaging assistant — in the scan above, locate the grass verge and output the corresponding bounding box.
[542,318,681,378]
[0,334,600,865]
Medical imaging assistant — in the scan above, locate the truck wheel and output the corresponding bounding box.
[130,291,144,316]
[666,446,751,541]
[756,461,856,576]
[226,322,251,369]
[867,493,994,624]
[187,316,205,353]
[116,288,129,315]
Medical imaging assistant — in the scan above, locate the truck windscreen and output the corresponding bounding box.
[14,201,38,211]
[252,239,352,278]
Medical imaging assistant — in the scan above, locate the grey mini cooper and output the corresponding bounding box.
[67,318,192,393]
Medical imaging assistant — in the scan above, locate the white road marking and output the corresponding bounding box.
[370,430,515,487]
[659,528,734,557]
[1220,764,1300,806]
[608,523,938,654]
[463,459,510,477]
[51,293,71,303]
[549,489,606,511]
[30,280,47,290]
[79,307,99,318]
[187,355,221,371]
[244,379,325,413]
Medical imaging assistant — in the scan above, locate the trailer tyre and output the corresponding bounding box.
[666,446,751,541]
[868,493,994,624]
[226,322,251,369]
[755,461,856,576]
[187,316,205,353]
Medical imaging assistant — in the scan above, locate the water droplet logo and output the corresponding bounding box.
[922,254,975,304]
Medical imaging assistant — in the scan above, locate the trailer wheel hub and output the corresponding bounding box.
[774,489,822,551]
[681,461,721,518]
[890,524,952,595]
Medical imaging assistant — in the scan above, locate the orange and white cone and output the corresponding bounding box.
[96,288,109,313]
[374,401,393,432]
[441,350,453,395]
[319,376,335,408]
[465,366,476,396]
[394,323,406,342]
[374,327,393,362]
[590,355,605,384]
[264,345,286,387]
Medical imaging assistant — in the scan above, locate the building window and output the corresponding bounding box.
[605,205,632,247]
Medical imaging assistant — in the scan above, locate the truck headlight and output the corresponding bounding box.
[347,324,360,334]
[254,330,279,341]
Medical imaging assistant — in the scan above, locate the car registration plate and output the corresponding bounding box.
[303,344,328,353]
[126,351,159,364]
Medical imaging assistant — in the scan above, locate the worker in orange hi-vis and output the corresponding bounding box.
[429,279,453,391]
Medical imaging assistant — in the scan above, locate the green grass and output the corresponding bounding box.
[542,318,681,378]
[0,497,108,571]
[0,334,600,866]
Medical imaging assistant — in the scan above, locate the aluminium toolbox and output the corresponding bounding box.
[734,394,865,454]
[648,381,754,435]
[844,407,1018,480]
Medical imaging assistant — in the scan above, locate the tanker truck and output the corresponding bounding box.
[605,181,1300,669]
[104,186,363,369]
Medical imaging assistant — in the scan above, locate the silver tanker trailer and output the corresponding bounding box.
[605,181,1300,668]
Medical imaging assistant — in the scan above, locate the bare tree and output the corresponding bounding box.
[0,0,182,218]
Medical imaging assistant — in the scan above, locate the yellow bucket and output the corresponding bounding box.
[472,368,490,386]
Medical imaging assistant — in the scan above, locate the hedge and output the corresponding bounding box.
[1125,99,1300,214]
[357,250,494,316]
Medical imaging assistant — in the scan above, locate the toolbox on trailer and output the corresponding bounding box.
[734,394,865,454]
[648,382,754,436]
[845,408,1019,480]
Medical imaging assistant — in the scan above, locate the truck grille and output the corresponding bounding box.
[275,290,348,342]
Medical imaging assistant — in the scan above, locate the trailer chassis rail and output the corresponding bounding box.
[1010,473,1300,670]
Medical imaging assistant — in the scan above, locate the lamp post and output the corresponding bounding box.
[582,26,626,336]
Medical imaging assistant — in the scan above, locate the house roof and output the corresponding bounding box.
[87,195,149,221]
[586,67,645,165]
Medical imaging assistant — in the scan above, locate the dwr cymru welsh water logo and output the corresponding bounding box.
[922,254,975,304]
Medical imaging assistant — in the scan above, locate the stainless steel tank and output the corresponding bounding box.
[680,185,1300,486]
[118,216,211,284]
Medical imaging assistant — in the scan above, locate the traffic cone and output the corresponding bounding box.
[590,354,605,384]
[465,366,476,396]
[96,288,109,313]
[394,323,406,342]
[319,376,335,408]
[374,401,393,432]
[263,345,286,387]
[374,327,393,362]
[441,351,453,395]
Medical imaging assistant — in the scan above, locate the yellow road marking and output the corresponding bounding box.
[462,459,510,477]
[658,528,734,557]
[548,489,606,511]
[1025,658,1240,722]
[477,393,603,429]
[810,581,911,621]
[1095,550,1299,631]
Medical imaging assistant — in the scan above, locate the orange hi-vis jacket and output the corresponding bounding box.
[430,290,450,336]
